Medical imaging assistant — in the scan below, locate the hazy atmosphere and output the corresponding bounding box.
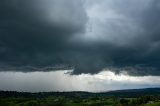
[0,0,160,92]
[0,70,160,92]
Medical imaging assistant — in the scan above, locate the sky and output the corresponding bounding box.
[0,0,160,92]
[0,70,160,92]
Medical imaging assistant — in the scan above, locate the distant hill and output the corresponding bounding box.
[0,88,160,98]
[99,88,160,97]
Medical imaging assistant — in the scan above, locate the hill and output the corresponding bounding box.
[0,88,160,106]
[0,88,160,98]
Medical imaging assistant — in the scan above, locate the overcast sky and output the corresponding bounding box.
[0,70,160,92]
[0,0,160,91]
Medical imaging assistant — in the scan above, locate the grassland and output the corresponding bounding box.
[144,101,160,106]
[0,88,160,106]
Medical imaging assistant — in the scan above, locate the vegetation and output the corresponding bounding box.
[0,88,160,106]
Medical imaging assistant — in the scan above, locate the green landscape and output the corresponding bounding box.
[0,88,160,106]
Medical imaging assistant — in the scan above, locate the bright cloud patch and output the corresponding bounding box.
[0,70,159,92]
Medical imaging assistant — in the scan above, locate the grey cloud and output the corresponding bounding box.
[74,0,160,75]
[0,0,160,76]
[0,0,87,70]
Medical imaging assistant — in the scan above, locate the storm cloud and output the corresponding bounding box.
[0,0,160,76]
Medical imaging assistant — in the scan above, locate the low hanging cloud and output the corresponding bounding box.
[0,70,160,92]
[0,0,160,76]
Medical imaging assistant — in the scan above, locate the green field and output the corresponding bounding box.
[0,95,160,106]
[0,89,160,106]
[144,101,160,106]
[0,97,114,106]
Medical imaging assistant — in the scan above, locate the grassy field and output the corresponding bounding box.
[144,101,160,106]
[0,95,160,106]
[0,88,160,106]
[0,97,114,106]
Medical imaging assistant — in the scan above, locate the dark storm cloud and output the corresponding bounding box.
[0,0,87,70]
[0,0,160,76]
[73,0,160,75]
